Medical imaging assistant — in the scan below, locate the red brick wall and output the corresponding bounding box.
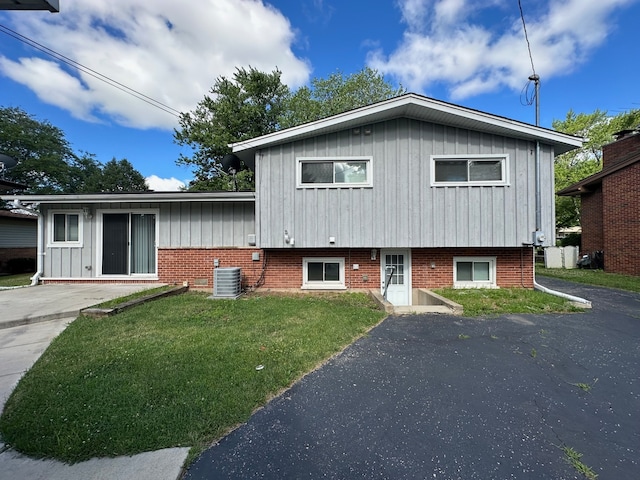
[580,186,604,253]
[261,247,534,289]
[0,247,36,274]
[602,133,640,168]
[158,248,263,289]
[602,163,640,275]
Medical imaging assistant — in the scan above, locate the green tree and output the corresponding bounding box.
[174,67,289,191]
[279,67,406,129]
[0,106,149,195]
[0,106,76,193]
[553,108,640,227]
[174,66,405,191]
[89,158,149,192]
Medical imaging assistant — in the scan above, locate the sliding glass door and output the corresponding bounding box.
[102,212,156,275]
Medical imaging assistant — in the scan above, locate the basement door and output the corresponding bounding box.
[101,212,156,275]
[381,250,411,306]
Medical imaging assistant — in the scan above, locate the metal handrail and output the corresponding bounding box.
[383,265,396,301]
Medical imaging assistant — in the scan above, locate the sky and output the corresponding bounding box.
[1,0,639,191]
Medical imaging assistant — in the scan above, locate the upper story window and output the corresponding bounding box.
[297,157,372,188]
[431,154,508,186]
[49,211,82,246]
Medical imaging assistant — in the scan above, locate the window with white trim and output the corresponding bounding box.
[302,257,346,289]
[49,212,82,246]
[453,257,497,288]
[431,155,508,186]
[297,157,372,187]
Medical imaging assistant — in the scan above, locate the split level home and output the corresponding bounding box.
[557,126,640,276]
[1,94,582,306]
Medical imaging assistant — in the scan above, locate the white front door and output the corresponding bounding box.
[381,250,411,306]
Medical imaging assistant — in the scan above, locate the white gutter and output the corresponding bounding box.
[30,203,43,286]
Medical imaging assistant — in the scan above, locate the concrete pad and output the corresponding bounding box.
[0,447,190,480]
[0,284,162,329]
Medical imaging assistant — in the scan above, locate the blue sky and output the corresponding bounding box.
[1,0,639,190]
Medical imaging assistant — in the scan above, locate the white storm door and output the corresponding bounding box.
[381,250,410,306]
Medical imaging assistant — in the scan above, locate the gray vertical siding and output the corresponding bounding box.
[0,218,36,247]
[158,201,254,248]
[42,201,255,278]
[256,118,556,248]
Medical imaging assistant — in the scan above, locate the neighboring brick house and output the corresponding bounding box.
[557,128,640,276]
[0,209,37,274]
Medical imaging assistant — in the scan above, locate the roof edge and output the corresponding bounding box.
[0,191,256,204]
[231,93,583,153]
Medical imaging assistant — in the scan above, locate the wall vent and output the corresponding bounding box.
[212,267,242,299]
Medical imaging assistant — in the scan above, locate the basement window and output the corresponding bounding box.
[453,257,497,288]
[302,257,346,290]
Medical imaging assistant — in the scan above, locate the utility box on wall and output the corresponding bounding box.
[212,267,242,299]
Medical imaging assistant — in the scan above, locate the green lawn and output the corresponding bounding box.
[435,287,584,317]
[0,273,33,287]
[536,266,640,293]
[0,291,385,464]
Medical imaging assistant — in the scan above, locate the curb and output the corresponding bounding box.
[0,311,79,330]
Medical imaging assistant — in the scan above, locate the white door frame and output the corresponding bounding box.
[380,249,411,306]
[96,208,159,278]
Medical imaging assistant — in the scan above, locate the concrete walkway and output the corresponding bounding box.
[0,284,189,480]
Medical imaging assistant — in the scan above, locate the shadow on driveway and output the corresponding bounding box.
[185,278,639,479]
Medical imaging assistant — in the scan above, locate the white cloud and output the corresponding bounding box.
[368,0,635,99]
[145,175,185,191]
[1,0,311,129]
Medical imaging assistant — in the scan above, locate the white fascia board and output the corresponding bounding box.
[231,93,582,153]
[0,191,255,204]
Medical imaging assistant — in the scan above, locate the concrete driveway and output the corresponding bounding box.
[185,278,640,479]
[0,283,190,480]
[0,284,160,412]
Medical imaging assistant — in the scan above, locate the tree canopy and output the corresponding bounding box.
[0,106,149,195]
[552,108,640,227]
[174,66,405,191]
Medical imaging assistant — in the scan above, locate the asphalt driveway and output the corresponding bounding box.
[185,278,639,479]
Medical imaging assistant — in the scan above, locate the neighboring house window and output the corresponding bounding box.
[297,157,372,187]
[302,257,346,289]
[431,155,508,186]
[453,257,497,288]
[50,212,82,246]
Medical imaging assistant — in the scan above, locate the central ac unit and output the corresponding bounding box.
[212,267,242,299]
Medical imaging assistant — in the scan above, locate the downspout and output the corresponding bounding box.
[30,203,43,286]
[526,76,590,306]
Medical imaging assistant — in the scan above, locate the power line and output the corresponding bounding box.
[517,1,539,109]
[517,0,536,76]
[0,24,181,118]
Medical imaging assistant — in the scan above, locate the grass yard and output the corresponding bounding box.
[435,287,585,317]
[0,273,33,287]
[0,291,385,464]
[537,266,640,293]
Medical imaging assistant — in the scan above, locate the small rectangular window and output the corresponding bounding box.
[298,157,372,187]
[453,257,496,288]
[432,155,508,186]
[302,257,346,289]
[51,213,81,244]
